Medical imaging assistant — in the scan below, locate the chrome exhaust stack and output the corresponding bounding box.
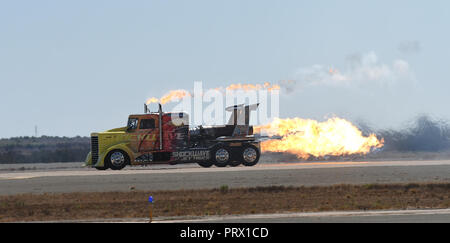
[158,103,163,150]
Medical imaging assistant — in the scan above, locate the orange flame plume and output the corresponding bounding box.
[145,90,191,105]
[256,117,384,159]
[146,82,279,105]
[159,90,191,104]
[225,82,280,92]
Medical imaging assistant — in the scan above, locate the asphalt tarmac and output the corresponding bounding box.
[40,209,450,223]
[158,209,450,223]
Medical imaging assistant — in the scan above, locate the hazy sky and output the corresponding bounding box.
[1,0,450,138]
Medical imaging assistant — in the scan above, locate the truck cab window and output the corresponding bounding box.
[127,118,138,130]
[140,119,155,129]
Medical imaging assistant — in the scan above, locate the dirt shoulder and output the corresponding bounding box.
[1,183,449,222]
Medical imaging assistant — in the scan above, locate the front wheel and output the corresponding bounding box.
[240,145,260,166]
[105,150,129,170]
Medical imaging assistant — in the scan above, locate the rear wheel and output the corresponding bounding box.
[105,150,129,170]
[240,145,260,166]
[212,146,231,167]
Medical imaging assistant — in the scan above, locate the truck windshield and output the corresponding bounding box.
[127,118,138,130]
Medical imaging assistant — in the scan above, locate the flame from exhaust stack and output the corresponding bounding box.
[145,82,279,105]
[145,97,159,105]
[225,82,280,92]
[256,117,384,159]
[160,90,191,104]
[146,90,191,105]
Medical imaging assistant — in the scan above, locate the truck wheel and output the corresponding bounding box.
[105,150,129,170]
[212,147,231,167]
[197,161,213,168]
[240,145,260,166]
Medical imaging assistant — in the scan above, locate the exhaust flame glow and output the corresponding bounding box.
[146,90,191,105]
[225,82,280,92]
[256,117,384,159]
[145,82,279,105]
[160,90,191,104]
[145,97,159,105]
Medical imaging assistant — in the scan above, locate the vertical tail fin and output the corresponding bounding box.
[225,103,259,136]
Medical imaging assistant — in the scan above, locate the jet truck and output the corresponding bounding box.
[85,104,261,170]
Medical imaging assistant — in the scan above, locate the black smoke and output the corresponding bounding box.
[360,115,450,152]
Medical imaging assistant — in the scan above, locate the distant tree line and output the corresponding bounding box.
[0,136,90,164]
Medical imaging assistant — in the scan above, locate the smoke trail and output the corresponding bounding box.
[280,52,416,92]
[378,115,450,152]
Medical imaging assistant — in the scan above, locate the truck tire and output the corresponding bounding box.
[105,150,129,170]
[212,146,231,167]
[240,145,260,166]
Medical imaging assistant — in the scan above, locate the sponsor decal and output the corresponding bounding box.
[173,150,210,161]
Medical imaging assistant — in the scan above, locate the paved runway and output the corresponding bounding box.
[158,209,450,223]
[0,160,449,195]
[47,209,450,223]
